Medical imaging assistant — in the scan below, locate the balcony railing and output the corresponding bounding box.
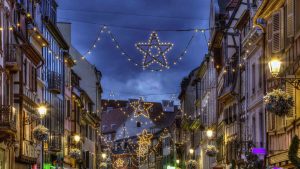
[49,133,62,152]
[47,71,62,94]
[5,45,20,72]
[0,105,16,132]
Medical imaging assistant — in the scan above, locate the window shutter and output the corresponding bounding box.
[276,115,284,129]
[285,82,295,126]
[272,11,281,53]
[267,20,273,57]
[287,0,295,37]
[280,8,284,50]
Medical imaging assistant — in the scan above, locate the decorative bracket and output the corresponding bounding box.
[278,77,300,90]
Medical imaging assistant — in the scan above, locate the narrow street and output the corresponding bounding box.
[0,0,300,169]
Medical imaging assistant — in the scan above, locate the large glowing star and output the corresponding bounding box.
[135,31,173,69]
[130,99,153,118]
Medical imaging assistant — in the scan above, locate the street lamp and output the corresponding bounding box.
[206,129,214,139]
[73,134,81,143]
[268,57,300,90]
[189,148,194,154]
[176,159,180,164]
[37,104,47,118]
[268,57,281,77]
[101,153,107,159]
[37,104,47,169]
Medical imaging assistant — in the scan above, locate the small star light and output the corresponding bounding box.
[135,31,173,69]
[130,99,153,118]
[136,145,148,157]
[138,129,153,146]
[114,158,125,168]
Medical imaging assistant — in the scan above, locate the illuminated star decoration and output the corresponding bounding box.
[138,129,153,145]
[130,99,153,118]
[114,158,125,168]
[135,31,174,70]
[137,129,153,157]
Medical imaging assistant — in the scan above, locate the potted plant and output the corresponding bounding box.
[33,125,49,141]
[264,89,294,117]
[100,162,107,168]
[206,145,218,157]
[69,148,81,160]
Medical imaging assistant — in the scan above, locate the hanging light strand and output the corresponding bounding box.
[81,25,107,59]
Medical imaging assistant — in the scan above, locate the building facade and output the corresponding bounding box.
[0,1,103,169]
[253,0,300,168]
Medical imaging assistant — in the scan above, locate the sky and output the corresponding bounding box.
[57,0,211,102]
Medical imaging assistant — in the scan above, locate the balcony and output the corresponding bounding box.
[0,105,16,142]
[49,133,62,152]
[225,122,239,139]
[5,45,21,73]
[47,71,62,94]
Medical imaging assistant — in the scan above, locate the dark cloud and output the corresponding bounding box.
[57,0,210,102]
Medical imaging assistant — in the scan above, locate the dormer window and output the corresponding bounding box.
[111,124,116,129]
[136,121,141,127]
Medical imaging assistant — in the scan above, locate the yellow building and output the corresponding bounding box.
[254,0,300,168]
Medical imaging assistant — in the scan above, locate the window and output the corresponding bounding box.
[259,112,264,147]
[286,0,295,37]
[252,116,256,142]
[258,57,263,88]
[136,121,141,127]
[24,59,27,85]
[272,9,284,53]
[252,63,256,94]
[66,100,70,117]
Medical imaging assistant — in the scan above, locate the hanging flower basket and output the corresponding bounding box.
[206,145,218,157]
[187,160,197,166]
[69,148,81,159]
[100,162,107,168]
[264,89,294,117]
[33,125,49,141]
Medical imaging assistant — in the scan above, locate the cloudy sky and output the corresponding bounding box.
[57,0,210,102]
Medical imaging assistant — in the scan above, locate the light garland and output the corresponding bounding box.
[81,26,107,59]
[135,31,173,69]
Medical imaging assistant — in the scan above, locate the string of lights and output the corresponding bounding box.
[81,26,106,59]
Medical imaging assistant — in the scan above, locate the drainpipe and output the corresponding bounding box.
[262,30,268,169]
[237,29,242,169]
